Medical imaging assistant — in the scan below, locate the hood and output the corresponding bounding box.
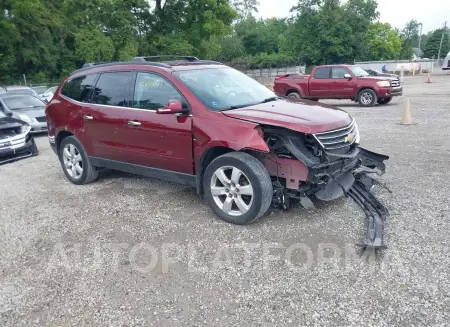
[0,116,28,131]
[359,76,397,81]
[222,98,352,134]
[9,106,46,118]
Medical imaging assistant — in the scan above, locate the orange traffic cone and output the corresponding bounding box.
[399,98,416,125]
[426,72,432,83]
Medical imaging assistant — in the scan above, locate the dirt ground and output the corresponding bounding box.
[1,73,449,326]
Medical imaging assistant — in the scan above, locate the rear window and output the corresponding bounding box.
[92,72,134,107]
[314,67,330,79]
[61,74,98,102]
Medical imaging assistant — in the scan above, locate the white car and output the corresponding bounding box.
[40,86,57,103]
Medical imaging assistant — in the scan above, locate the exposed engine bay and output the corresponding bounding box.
[257,124,390,249]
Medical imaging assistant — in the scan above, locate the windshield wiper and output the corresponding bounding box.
[259,96,279,104]
[221,103,255,111]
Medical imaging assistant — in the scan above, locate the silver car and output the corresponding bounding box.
[0,94,47,133]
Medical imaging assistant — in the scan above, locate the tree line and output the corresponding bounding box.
[0,0,449,84]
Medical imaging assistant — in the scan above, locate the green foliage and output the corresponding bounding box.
[423,28,450,59]
[0,0,444,84]
[364,22,402,60]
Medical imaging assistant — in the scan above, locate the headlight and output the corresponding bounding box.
[18,114,33,123]
[20,125,32,135]
[354,121,360,144]
[376,81,391,87]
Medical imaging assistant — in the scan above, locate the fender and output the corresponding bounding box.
[192,117,270,173]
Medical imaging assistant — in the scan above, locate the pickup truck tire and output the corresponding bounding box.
[377,97,392,105]
[357,89,377,107]
[287,92,301,99]
[203,152,273,225]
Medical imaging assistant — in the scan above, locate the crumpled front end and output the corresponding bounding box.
[257,121,390,249]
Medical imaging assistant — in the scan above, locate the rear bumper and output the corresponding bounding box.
[29,121,48,134]
[0,136,38,165]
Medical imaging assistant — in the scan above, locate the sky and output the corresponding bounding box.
[257,0,449,33]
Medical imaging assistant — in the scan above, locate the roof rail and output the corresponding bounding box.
[132,55,199,62]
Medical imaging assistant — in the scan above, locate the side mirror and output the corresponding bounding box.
[344,73,352,79]
[5,111,13,117]
[156,99,183,114]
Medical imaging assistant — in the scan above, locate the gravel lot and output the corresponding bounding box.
[1,73,449,326]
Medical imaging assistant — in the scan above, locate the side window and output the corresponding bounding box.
[331,68,349,79]
[61,74,97,102]
[92,72,134,106]
[133,72,183,111]
[313,67,331,79]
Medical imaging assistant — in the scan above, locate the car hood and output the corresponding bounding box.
[359,76,397,81]
[222,99,352,134]
[0,116,27,131]
[10,106,46,118]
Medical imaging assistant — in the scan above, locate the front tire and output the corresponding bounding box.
[377,97,392,105]
[59,136,98,185]
[203,152,273,225]
[357,89,377,107]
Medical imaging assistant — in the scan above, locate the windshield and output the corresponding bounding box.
[7,89,37,96]
[4,95,45,110]
[350,67,370,77]
[173,67,275,111]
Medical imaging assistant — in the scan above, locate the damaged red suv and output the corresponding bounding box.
[46,56,389,246]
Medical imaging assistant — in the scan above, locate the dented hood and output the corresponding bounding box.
[222,98,352,134]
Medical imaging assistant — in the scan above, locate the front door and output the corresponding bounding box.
[121,72,193,175]
[309,67,332,98]
[330,67,356,98]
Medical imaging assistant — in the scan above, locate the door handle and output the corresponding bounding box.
[83,115,94,120]
[128,120,141,126]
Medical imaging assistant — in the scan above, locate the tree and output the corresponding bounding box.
[365,22,402,60]
[423,28,450,59]
[399,19,421,59]
[282,0,378,65]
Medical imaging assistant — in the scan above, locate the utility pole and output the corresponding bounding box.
[437,21,447,61]
[418,23,423,58]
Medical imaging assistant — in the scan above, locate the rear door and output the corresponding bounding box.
[81,71,135,161]
[123,72,193,174]
[330,67,356,98]
[309,67,332,98]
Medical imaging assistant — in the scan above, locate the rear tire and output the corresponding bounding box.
[59,136,98,185]
[287,92,301,99]
[357,89,377,107]
[377,97,392,105]
[203,152,273,225]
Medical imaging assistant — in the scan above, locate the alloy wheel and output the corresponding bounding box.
[210,166,254,217]
[361,92,373,105]
[63,144,83,179]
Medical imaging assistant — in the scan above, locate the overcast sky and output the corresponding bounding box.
[257,0,449,33]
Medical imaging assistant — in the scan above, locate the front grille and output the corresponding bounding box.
[36,116,46,123]
[391,79,400,87]
[313,120,357,152]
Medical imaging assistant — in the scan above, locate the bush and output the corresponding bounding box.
[227,53,297,69]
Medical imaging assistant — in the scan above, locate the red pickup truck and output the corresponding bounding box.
[273,65,402,107]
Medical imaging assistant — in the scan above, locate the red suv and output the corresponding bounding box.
[46,56,388,226]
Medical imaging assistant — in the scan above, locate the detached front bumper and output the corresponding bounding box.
[0,135,39,165]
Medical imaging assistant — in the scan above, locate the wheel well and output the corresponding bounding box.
[286,89,300,96]
[196,146,234,195]
[357,87,375,98]
[56,131,73,153]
